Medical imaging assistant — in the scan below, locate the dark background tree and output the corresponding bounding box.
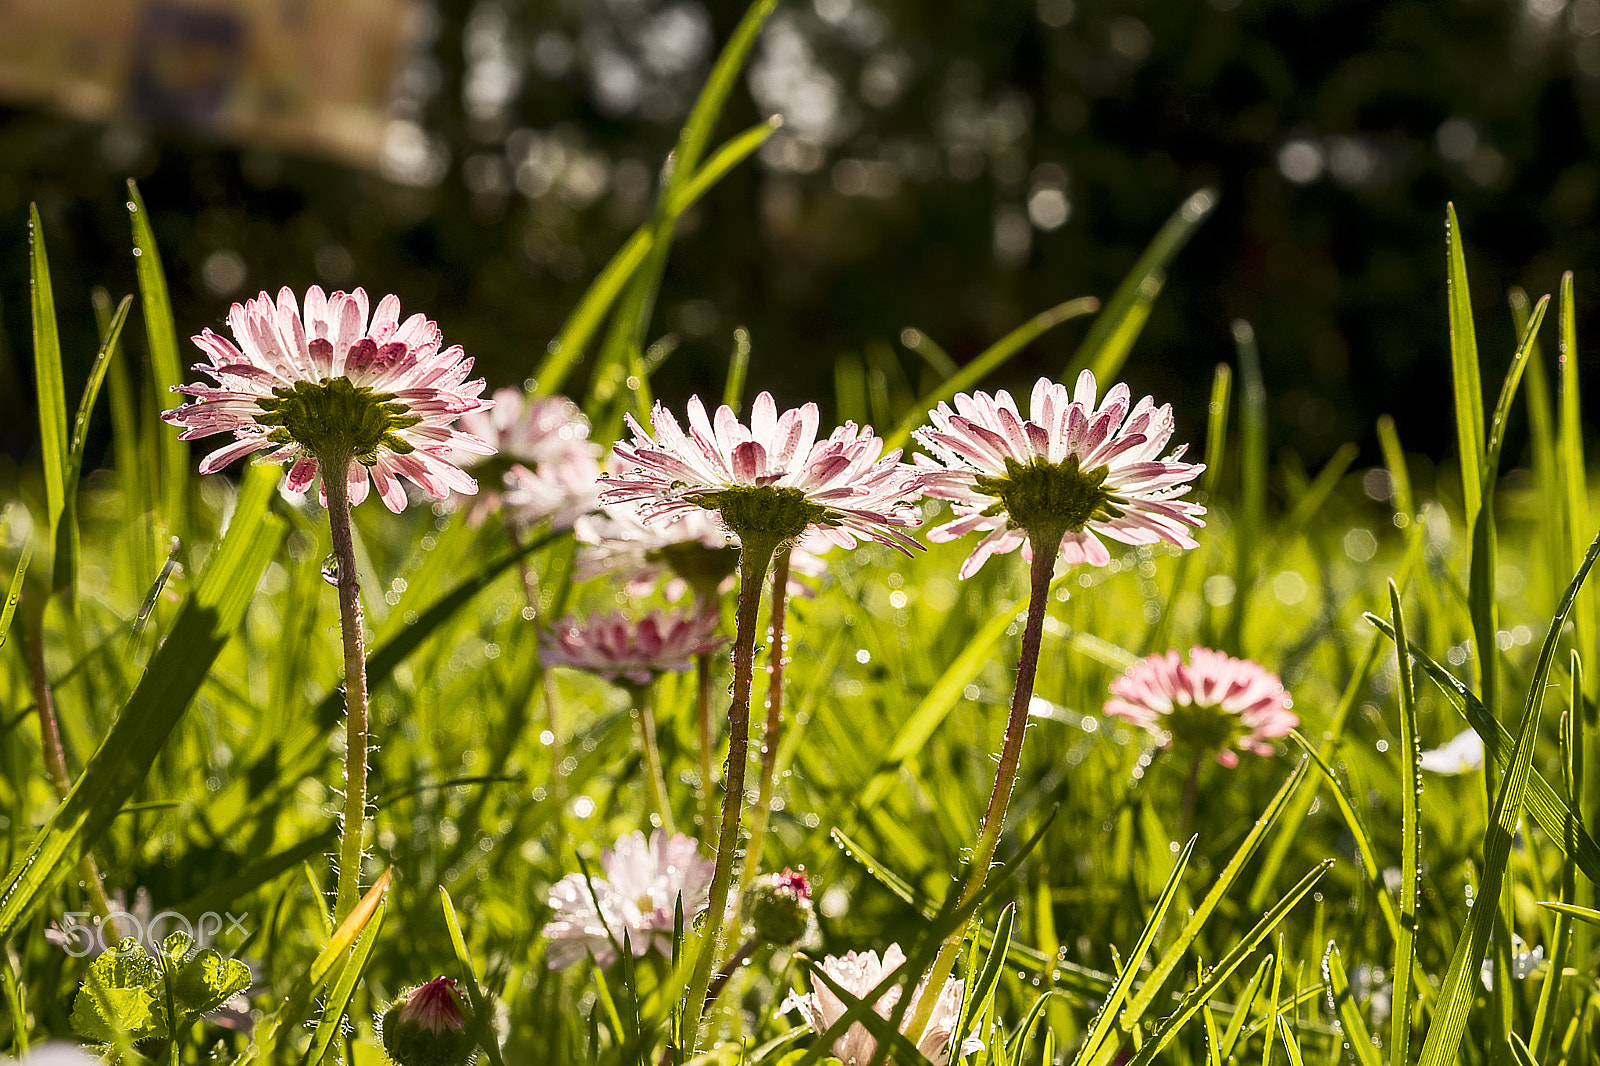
[2,0,1596,474]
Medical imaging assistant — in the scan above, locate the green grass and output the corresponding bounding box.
[3,15,1600,1064]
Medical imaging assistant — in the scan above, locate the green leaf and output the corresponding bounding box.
[171,944,252,1017]
[1067,187,1217,381]
[302,897,387,1066]
[0,541,33,650]
[1530,661,1581,1062]
[1507,1031,1543,1066]
[1007,991,1059,1066]
[883,296,1099,451]
[127,179,188,538]
[1445,202,1486,529]
[1416,523,1600,1066]
[1389,583,1423,1066]
[1321,943,1381,1066]
[440,886,509,1066]
[956,903,1016,1050]
[0,462,285,942]
[1224,319,1266,655]
[29,205,74,599]
[70,939,167,1043]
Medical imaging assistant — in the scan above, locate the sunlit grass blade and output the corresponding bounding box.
[1508,1031,1543,1066]
[882,296,1099,450]
[900,327,959,381]
[1072,836,1195,1066]
[1149,361,1230,651]
[1224,318,1265,654]
[1322,942,1381,1066]
[1067,187,1217,379]
[1482,293,1549,493]
[302,896,387,1065]
[1445,202,1486,528]
[440,886,510,1066]
[955,903,1016,1048]
[28,205,73,599]
[1262,937,1285,1066]
[1007,990,1059,1066]
[722,327,752,412]
[1097,759,1308,1065]
[233,869,393,1064]
[0,462,285,942]
[0,542,32,650]
[1219,956,1272,1059]
[1125,860,1333,1065]
[1366,615,1600,887]
[67,295,131,498]
[535,119,777,397]
[1536,902,1600,926]
[1531,657,1581,1062]
[127,179,187,537]
[1416,524,1600,1066]
[1390,580,1422,1066]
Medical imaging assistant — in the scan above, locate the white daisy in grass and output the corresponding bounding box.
[601,392,923,556]
[542,831,715,969]
[539,608,725,686]
[913,370,1204,578]
[1105,646,1298,767]
[782,944,979,1066]
[163,286,492,512]
[450,387,601,525]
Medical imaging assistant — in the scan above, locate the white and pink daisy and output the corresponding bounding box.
[163,286,493,512]
[539,608,726,686]
[380,975,475,1065]
[449,388,602,526]
[913,371,1204,578]
[602,392,923,555]
[1105,646,1298,767]
[576,504,829,602]
[543,831,715,969]
[782,944,979,1065]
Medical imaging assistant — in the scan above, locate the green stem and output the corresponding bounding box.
[739,547,792,891]
[695,640,717,846]
[631,682,675,835]
[1180,751,1202,835]
[325,464,371,922]
[905,528,1063,1043]
[681,532,780,1050]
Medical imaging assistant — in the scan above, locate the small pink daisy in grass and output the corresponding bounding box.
[782,944,979,1066]
[913,370,1204,578]
[164,286,493,513]
[539,608,725,686]
[450,388,600,526]
[380,975,475,1066]
[543,831,715,969]
[1105,646,1298,767]
[602,392,923,555]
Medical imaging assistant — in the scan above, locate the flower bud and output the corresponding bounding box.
[742,868,813,946]
[380,976,476,1066]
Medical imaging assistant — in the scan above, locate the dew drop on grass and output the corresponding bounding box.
[322,553,340,585]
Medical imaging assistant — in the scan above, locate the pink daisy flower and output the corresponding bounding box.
[601,392,923,554]
[449,388,601,526]
[1104,646,1297,767]
[542,831,715,969]
[393,976,468,1034]
[163,286,493,513]
[913,371,1204,578]
[539,608,725,686]
[782,944,980,1066]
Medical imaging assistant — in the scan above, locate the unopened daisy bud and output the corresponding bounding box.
[380,976,476,1066]
[742,868,812,946]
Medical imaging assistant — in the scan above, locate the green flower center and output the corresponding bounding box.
[255,377,422,465]
[693,485,829,544]
[647,540,740,598]
[1163,699,1248,754]
[972,455,1122,538]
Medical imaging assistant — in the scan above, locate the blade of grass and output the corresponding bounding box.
[1390,580,1423,1066]
[1262,937,1286,1066]
[1224,319,1265,655]
[1508,1031,1543,1066]
[883,296,1099,450]
[1149,362,1230,652]
[722,327,752,413]
[440,887,509,1066]
[0,462,285,942]
[1007,990,1059,1066]
[1529,657,1580,1062]
[1416,523,1600,1066]
[1365,616,1600,888]
[1072,837,1195,1066]
[1089,762,1311,1066]
[302,896,387,1065]
[0,542,32,649]
[126,180,187,537]
[28,205,73,599]
[1066,188,1218,379]
[955,903,1016,1050]
[1445,202,1486,530]
[1322,942,1381,1066]
[1125,861,1334,1066]
[1219,956,1272,1059]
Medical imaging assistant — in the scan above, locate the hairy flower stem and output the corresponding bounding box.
[629,683,675,835]
[906,528,1063,1042]
[682,532,780,1049]
[24,606,121,940]
[739,547,793,891]
[326,466,371,923]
